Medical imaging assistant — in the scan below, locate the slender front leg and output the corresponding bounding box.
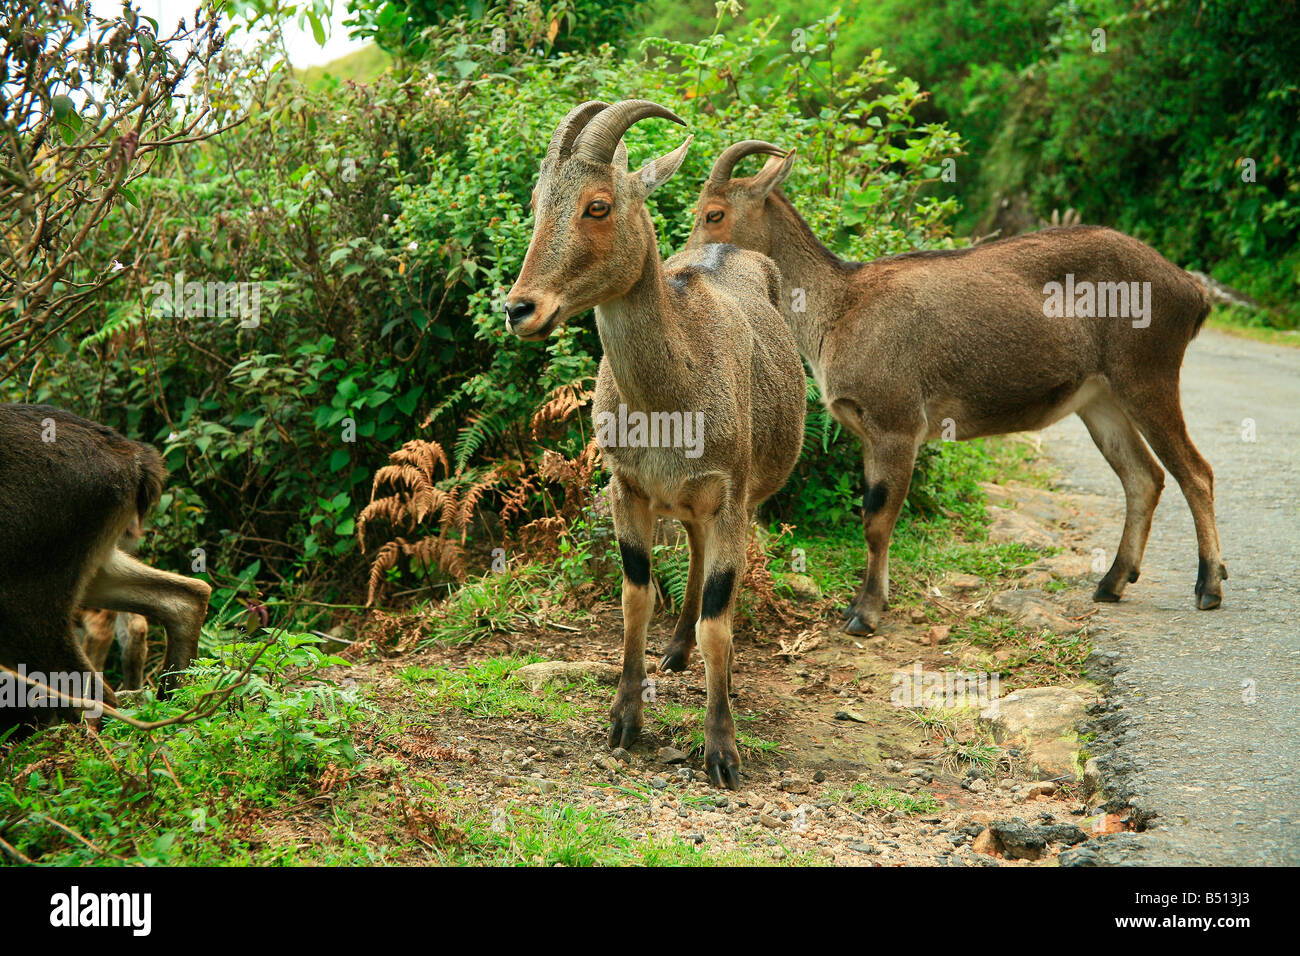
[845,432,920,635]
[696,504,749,789]
[116,613,149,691]
[608,474,655,750]
[659,520,704,673]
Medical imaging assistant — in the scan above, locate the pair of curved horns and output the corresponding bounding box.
[546,99,687,167]
[708,140,788,184]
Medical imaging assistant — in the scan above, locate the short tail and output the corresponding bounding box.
[1185,270,1213,339]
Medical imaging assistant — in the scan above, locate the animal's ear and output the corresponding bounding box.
[613,138,629,173]
[751,147,796,197]
[629,134,693,196]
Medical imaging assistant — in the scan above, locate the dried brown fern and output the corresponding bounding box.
[518,516,568,558]
[530,382,594,439]
[740,524,797,625]
[358,440,469,605]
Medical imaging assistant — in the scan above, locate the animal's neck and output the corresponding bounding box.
[765,190,852,369]
[595,231,693,411]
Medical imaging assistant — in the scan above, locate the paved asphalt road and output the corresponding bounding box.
[1041,329,1298,865]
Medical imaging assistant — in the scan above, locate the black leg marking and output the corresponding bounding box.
[863,481,889,518]
[618,541,650,587]
[700,569,736,620]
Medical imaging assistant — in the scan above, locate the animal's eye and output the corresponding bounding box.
[585,200,611,219]
[705,209,725,224]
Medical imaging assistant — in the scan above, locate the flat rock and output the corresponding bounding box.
[987,506,1061,550]
[1027,552,1097,579]
[989,589,1079,633]
[1027,738,1083,780]
[942,572,986,595]
[980,481,1067,525]
[512,660,621,691]
[971,828,1002,856]
[979,685,1095,745]
[990,818,1046,861]
[1082,756,1103,796]
[1037,823,1088,846]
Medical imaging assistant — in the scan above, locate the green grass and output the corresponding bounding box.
[903,707,963,741]
[399,655,592,722]
[1207,307,1300,348]
[953,616,1092,684]
[0,632,367,865]
[418,563,583,646]
[771,436,1051,611]
[940,740,1005,776]
[830,782,943,816]
[458,800,824,866]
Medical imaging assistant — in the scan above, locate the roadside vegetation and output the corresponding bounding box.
[4,0,1283,865]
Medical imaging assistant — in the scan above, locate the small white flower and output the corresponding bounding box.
[407,241,418,253]
[110,259,124,272]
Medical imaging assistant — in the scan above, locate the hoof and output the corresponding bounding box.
[705,748,742,790]
[1195,557,1227,610]
[1092,584,1122,603]
[659,645,690,674]
[838,604,854,620]
[607,717,640,751]
[607,691,643,750]
[843,612,878,635]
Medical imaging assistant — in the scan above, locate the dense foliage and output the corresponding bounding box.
[649,0,1300,325]
[3,2,962,606]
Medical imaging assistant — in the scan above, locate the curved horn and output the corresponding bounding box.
[546,100,610,165]
[709,140,787,184]
[573,99,686,167]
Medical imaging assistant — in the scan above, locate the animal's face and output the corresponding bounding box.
[686,145,796,257]
[503,100,692,341]
[688,179,771,253]
[504,160,649,340]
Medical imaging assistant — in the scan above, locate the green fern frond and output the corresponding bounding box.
[454,407,513,473]
[78,301,144,354]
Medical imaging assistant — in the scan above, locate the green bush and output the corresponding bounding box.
[0,632,359,865]
[10,4,961,603]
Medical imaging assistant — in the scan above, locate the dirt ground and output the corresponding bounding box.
[323,488,1119,866]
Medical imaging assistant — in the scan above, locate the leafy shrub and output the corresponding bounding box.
[11,4,961,606]
[0,631,360,865]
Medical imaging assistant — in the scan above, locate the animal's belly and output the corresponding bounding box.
[926,375,1107,440]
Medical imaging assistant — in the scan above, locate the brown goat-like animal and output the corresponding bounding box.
[74,609,150,691]
[0,404,211,730]
[504,102,806,788]
[687,143,1225,634]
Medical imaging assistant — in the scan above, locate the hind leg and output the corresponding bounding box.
[843,431,920,635]
[1,615,115,733]
[1077,396,1165,602]
[1118,389,1226,609]
[82,549,211,696]
[660,521,704,673]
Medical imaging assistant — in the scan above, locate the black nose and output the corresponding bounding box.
[504,299,535,330]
